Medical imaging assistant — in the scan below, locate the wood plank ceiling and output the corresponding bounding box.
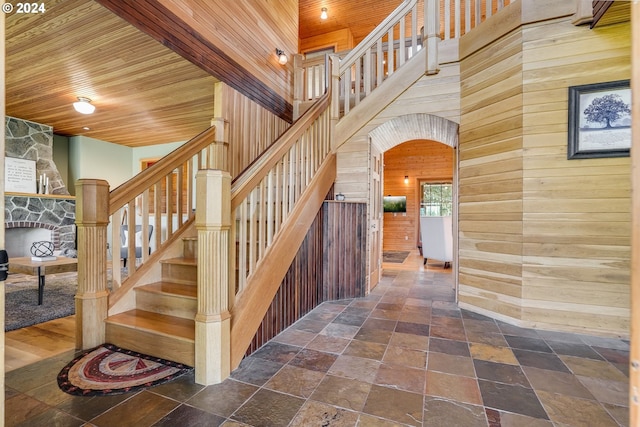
[5,0,402,147]
[6,0,217,147]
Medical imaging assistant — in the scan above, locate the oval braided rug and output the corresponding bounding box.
[57,343,193,396]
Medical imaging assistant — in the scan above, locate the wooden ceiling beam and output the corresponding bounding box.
[96,0,293,123]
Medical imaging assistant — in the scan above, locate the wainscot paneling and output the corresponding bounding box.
[322,201,367,300]
[383,140,454,252]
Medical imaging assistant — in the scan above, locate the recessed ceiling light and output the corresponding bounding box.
[83,126,90,130]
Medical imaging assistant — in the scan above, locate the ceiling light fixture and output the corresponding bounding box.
[275,48,288,65]
[320,7,328,20]
[73,97,95,114]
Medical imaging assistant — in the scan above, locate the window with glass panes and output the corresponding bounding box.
[420,183,452,216]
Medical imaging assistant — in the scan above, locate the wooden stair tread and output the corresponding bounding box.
[137,282,197,298]
[160,257,197,266]
[106,309,195,341]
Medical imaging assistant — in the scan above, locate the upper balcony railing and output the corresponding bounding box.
[297,0,512,115]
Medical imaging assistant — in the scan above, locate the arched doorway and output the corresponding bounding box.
[367,113,459,294]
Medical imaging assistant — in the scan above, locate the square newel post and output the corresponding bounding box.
[195,168,232,385]
[75,179,110,350]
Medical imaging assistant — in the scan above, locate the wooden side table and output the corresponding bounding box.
[8,256,78,305]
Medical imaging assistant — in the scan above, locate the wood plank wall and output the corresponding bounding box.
[459,13,631,336]
[520,20,631,335]
[96,0,294,123]
[160,0,298,121]
[334,59,461,203]
[323,201,368,299]
[459,26,525,321]
[159,0,298,118]
[219,83,290,178]
[245,199,367,355]
[383,140,454,252]
[300,28,355,54]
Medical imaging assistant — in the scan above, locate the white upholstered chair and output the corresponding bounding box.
[419,216,453,268]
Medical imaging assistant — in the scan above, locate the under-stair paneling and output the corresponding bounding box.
[383,140,454,252]
[458,27,524,321]
[322,201,367,300]
[245,199,367,355]
[520,20,631,335]
[245,201,324,355]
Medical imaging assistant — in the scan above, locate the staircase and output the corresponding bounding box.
[75,0,511,381]
[105,236,198,366]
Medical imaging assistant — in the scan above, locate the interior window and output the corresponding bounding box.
[420,182,452,216]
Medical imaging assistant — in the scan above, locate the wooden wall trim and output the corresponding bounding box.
[95,0,293,123]
[592,1,612,27]
[630,1,639,423]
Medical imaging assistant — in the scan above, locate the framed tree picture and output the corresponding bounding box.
[567,80,631,159]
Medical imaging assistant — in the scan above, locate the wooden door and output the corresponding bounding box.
[368,143,383,291]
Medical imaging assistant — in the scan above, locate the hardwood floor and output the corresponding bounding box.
[5,315,76,372]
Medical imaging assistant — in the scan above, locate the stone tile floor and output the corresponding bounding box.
[5,262,630,426]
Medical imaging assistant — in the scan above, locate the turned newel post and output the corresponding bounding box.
[75,179,110,349]
[195,168,232,385]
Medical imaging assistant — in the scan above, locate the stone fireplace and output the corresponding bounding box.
[4,195,75,257]
[4,116,75,256]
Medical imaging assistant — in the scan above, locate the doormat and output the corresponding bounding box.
[383,251,410,263]
[57,343,193,396]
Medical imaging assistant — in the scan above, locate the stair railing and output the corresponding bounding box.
[108,126,220,301]
[337,0,422,118]
[231,87,332,297]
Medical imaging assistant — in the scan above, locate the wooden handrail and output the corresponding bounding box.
[339,0,419,74]
[110,126,217,213]
[231,90,330,209]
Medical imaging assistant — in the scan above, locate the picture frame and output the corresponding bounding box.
[568,79,631,159]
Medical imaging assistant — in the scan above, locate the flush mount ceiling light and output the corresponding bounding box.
[320,7,328,20]
[73,97,95,114]
[275,48,288,65]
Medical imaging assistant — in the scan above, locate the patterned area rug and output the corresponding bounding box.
[382,251,410,263]
[58,344,193,396]
[5,272,76,331]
